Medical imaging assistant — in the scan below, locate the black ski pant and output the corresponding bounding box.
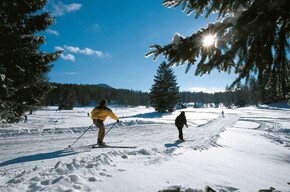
[176,126,184,140]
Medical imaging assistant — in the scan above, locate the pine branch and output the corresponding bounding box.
[147,0,289,99]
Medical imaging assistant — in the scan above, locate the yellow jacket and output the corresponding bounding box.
[91,106,118,121]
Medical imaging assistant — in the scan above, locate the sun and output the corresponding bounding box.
[203,35,216,47]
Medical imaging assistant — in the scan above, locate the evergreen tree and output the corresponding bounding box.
[197,92,205,104]
[249,77,259,105]
[223,90,233,108]
[262,71,278,104]
[58,85,76,110]
[234,89,245,107]
[150,62,180,112]
[0,0,62,122]
[234,84,249,107]
[213,92,222,106]
[242,84,250,105]
[146,0,289,103]
[79,94,91,106]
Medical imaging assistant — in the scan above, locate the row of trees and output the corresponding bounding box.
[45,83,150,109]
[45,76,284,112]
[150,62,286,112]
[181,77,280,108]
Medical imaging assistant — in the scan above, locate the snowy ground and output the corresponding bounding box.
[0,103,289,192]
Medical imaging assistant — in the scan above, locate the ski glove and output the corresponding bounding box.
[117,119,120,123]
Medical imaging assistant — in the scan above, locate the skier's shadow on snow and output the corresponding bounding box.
[164,141,183,148]
[122,112,167,119]
[0,149,77,167]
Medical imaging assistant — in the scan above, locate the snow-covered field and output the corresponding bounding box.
[0,103,289,192]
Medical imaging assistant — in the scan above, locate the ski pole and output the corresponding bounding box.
[104,122,118,137]
[68,123,94,148]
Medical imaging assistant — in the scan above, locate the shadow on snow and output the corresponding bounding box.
[164,141,183,148]
[0,149,77,167]
[122,112,171,119]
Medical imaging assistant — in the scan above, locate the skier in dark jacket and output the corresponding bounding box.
[24,115,27,123]
[91,99,119,146]
[175,111,188,141]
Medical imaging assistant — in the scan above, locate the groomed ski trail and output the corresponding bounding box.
[0,111,240,192]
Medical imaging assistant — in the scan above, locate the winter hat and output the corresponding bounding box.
[99,99,107,106]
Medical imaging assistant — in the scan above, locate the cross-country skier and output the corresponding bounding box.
[24,115,27,123]
[91,99,119,146]
[175,111,188,141]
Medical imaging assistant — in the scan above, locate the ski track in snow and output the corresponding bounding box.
[0,105,289,191]
[237,107,290,148]
[0,112,238,191]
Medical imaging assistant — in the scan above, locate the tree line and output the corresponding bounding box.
[149,61,283,113]
[46,75,281,111]
[45,83,150,109]
[181,77,285,108]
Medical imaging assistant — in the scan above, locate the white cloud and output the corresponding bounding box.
[189,87,225,93]
[66,3,82,12]
[50,1,82,17]
[63,45,108,57]
[55,45,110,61]
[63,45,81,53]
[55,46,64,51]
[60,53,75,61]
[46,29,59,36]
[64,72,79,75]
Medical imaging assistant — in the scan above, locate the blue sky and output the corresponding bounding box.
[42,0,237,93]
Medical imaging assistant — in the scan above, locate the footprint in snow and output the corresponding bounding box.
[88,177,102,182]
[99,172,112,177]
[88,177,97,182]
[117,169,126,172]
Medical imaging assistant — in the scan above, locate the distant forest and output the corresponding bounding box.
[45,78,282,108]
[45,83,150,107]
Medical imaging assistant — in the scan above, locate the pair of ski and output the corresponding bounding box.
[88,139,193,149]
[89,143,137,149]
[175,139,194,142]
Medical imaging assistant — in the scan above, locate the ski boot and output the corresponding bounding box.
[97,140,106,146]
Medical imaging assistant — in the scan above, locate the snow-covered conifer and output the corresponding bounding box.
[58,85,76,110]
[150,61,180,112]
[0,0,62,122]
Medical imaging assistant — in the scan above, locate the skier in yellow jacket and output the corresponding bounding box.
[91,99,119,146]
